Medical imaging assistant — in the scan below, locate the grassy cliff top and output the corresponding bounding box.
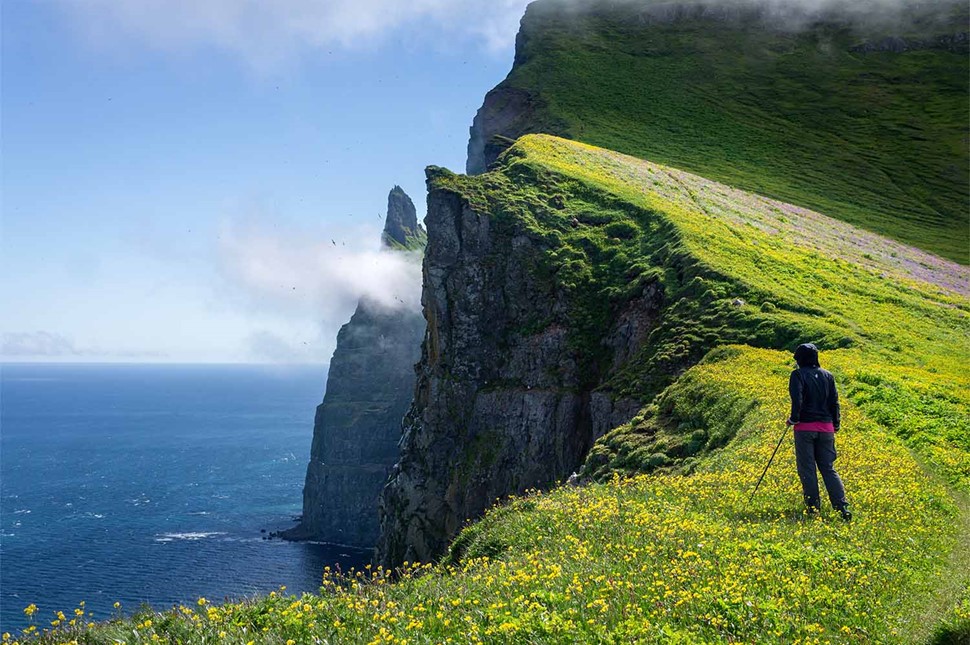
[440,134,969,490]
[482,0,969,262]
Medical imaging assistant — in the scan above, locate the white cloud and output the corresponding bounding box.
[2,331,81,357]
[56,0,936,72]
[55,0,533,69]
[217,218,423,356]
[244,329,333,363]
[467,0,535,53]
[0,331,170,361]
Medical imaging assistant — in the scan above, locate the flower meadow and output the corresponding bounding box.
[13,348,968,644]
[517,135,970,494]
[12,137,969,644]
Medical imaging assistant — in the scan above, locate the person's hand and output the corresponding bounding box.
[785,418,795,427]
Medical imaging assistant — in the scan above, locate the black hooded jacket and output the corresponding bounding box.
[789,367,840,429]
[788,343,840,429]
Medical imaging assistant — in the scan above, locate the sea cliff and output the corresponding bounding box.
[286,187,425,547]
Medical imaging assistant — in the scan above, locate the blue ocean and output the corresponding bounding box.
[0,363,369,633]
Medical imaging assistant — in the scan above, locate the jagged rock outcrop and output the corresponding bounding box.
[376,169,649,566]
[285,187,424,547]
[467,88,563,175]
[382,186,425,249]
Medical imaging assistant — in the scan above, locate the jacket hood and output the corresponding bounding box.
[794,343,820,368]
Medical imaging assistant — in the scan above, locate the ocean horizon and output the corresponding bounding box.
[0,362,370,633]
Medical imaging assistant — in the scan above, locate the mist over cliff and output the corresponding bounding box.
[286,187,425,546]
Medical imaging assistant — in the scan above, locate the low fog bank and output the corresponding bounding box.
[540,0,967,34]
[218,221,424,363]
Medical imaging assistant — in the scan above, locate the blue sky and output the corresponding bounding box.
[1,0,531,363]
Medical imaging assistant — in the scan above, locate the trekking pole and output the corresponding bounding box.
[748,423,790,505]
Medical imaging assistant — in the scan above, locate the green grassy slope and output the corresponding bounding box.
[23,365,966,642]
[444,134,969,492]
[480,0,969,262]
[505,136,969,492]
[20,135,969,644]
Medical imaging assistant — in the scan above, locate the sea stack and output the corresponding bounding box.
[286,187,426,547]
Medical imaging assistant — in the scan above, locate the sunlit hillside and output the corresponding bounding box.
[22,135,969,644]
[473,0,970,262]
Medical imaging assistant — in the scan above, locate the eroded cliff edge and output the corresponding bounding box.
[286,187,425,547]
[376,160,672,566]
[376,130,970,566]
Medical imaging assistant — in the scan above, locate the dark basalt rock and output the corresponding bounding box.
[375,172,655,567]
[284,187,425,548]
[467,88,560,175]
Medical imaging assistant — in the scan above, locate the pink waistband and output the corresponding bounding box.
[794,421,835,433]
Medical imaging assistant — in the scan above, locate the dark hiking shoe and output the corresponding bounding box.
[838,506,852,522]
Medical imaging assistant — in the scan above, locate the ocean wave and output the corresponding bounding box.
[154,531,227,542]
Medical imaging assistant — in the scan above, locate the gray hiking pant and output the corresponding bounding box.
[794,431,847,510]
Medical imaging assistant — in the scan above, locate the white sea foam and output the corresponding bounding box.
[154,531,227,542]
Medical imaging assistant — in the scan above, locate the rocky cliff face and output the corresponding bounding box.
[467,4,549,175]
[286,187,424,547]
[466,87,562,175]
[376,168,648,566]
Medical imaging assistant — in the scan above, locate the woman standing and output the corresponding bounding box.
[787,343,851,521]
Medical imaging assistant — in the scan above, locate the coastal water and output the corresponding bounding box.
[0,363,369,633]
